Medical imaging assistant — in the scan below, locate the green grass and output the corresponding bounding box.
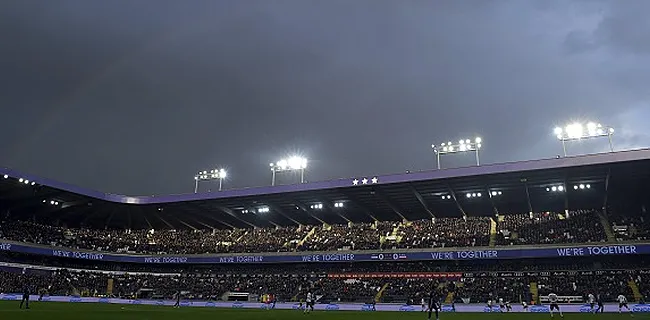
[0,301,647,320]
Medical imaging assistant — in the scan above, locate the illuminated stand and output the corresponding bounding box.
[194,168,227,193]
[432,137,482,170]
[554,122,614,157]
[269,156,307,186]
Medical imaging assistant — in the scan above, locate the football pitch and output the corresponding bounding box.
[0,302,646,320]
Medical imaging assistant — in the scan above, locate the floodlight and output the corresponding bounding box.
[554,121,614,156]
[334,202,344,208]
[551,186,557,192]
[466,193,471,198]
[432,136,483,169]
[23,179,29,184]
[217,169,227,179]
[18,178,23,183]
[290,156,307,170]
[3,174,7,179]
[270,156,308,185]
[194,167,228,192]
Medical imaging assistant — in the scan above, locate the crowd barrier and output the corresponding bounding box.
[1,294,648,313]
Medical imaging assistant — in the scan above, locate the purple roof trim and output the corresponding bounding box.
[2,149,649,205]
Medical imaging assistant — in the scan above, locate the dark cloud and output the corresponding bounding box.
[0,0,648,195]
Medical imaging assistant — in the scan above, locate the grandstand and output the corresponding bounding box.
[1,149,650,313]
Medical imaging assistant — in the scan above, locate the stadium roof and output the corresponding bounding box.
[1,149,650,230]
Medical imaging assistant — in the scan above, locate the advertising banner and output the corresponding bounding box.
[0,241,647,264]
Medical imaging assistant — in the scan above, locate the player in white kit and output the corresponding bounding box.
[548,293,563,318]
[498,298,505,311]
[587,293,595,313]
[304,290,314,313]
[618,294,633,314]
[421,297,427,312]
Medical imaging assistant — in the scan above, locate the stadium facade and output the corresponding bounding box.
[1,149,650,312]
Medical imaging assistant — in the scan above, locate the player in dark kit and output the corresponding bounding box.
[427,289,441,320]
[595,294,604,313]
[19,285,30,309]
[173,290,181,308]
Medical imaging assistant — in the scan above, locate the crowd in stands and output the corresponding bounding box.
[395,217,491,249]
[0,264,645,304]
[0,208,643,256]
[609,212,650,242]
[496,209,607,246]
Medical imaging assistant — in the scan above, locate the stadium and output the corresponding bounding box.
[1,148,650,320]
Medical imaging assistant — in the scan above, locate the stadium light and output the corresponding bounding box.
[194,168,227,193]
[573,183,591,190]
[44,199,60,206]
[310,203,324,210]
[546,185,565,192]
[334,201,345,208]
[258,206,270,213]
[432,137,482,169]
[270,156,307,186]
[554,122,614,156]
[3,174,7,179]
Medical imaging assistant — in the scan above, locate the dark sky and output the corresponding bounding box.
[1,0,649,196]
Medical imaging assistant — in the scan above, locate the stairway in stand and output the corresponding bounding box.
[597,211,616,242]
[296,226,318,249]
[629,280,642,302]
[488,218,498,247]
[445,292,455,304]
[375,283,390,303]
[530,282,539,304]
